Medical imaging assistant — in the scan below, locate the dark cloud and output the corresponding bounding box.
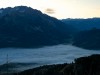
[45,8,55,14]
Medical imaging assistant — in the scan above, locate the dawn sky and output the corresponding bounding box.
[0,0,100,19]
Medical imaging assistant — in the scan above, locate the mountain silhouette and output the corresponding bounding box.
[73,28,100,50]
[62,18,100,31]
[0,6,74,48]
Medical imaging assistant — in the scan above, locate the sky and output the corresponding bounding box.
[0,0,100,19]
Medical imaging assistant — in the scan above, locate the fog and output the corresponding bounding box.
[0,45,100,70]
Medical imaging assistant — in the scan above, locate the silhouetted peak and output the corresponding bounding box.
[13,6,41,13]
[0,6,42,17]
[0,6,75,48]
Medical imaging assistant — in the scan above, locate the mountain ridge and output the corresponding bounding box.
[0,6,75,48]
[62,18,100,31]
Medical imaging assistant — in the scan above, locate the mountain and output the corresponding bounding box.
[62,18,100,31]
[61,18,100,50]
[73,28,100,50]
[0,6,75,48]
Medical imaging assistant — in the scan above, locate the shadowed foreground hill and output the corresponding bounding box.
[0,6,75,48]
[14,54,100,75]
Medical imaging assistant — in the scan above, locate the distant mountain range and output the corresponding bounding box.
[0,6,100,49]
[62,18,100,31]
[0,6,75,48]
[62,18,100,50]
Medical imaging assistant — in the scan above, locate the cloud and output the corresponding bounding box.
[45,8,55,14]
